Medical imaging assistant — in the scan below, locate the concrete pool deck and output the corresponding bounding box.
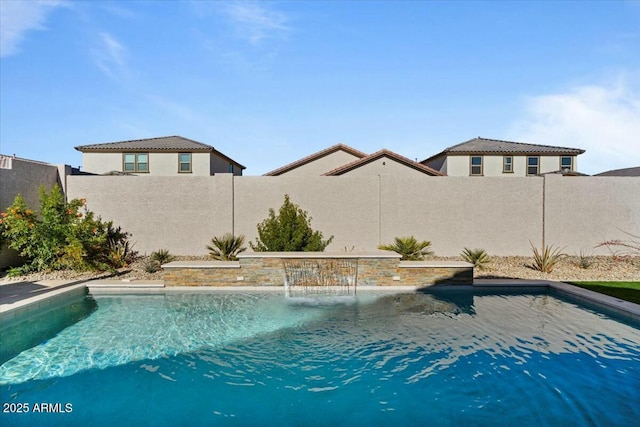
[1,278,639,324]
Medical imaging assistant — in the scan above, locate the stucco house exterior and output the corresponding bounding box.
[75,136,245,176]
[421,137,585,177]
[323,149,443,176]
[264,144,441,177]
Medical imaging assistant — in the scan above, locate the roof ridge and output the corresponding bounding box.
[324,148,443,176]
[263,143,367,176]
[474,136,582,152]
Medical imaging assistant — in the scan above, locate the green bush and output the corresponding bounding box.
[461,248,491,270]
[142,258,162,273]
[250,194,333,252]
[207,233,246,260]
[530,242,564,273]
[0,185,135,275]
[378,236,433,260]
[151,249,175,265]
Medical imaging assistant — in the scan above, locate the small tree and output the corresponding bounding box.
[250,194,333,252]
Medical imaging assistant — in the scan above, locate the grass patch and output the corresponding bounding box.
[567,281,640,304]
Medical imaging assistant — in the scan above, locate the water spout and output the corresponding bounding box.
[283,258,358,298]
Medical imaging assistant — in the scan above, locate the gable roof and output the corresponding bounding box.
[75,136,245,169]
[421,137,585,163]
[594,166,640,177]
[323,149,444,176]
[263,143,368,176]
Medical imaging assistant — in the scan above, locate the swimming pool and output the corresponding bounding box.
[1,289,639,426]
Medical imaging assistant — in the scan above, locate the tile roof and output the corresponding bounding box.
[263,144,368,176]
[323,149,444,176]
[594,166,640,177]
[421,137,585,163]
[75,136,216,152]
[75,136,245,169]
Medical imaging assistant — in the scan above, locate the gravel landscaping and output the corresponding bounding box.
[1,254,638,284]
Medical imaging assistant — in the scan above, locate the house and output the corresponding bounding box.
[263,144,368,176]
[264,144,442,177]
[323,149,443,176]
[421,137,585,177]
[75,136,245,176]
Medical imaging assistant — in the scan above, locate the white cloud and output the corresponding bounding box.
[0,0,67,57]
[93,32,128,80]
[222,1,289,45]
[510,77,640,175]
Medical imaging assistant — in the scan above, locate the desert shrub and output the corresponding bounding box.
[597,231,640,257]
[151,249,175,265]
[250,194,333,252]
[0,185,135,275]
[576,249,594,269]
[378,236,433,261]
[529,242,564,273]
[461,248,491,270]
[142,258,162,273]
[207,233,246,261]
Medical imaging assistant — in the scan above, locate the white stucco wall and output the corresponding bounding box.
[82,152,217,176]
[338,156,435,177]
[444,155,578,176]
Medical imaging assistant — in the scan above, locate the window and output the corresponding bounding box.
[560,156,573,171]
[503,156,513,173]
[179,153,192,173]
[527,156,539,175]
[123,153,148,173]
[229,163,234,173]
[469,156,483,176]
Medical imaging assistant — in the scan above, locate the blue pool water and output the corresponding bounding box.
[1,290,639,426]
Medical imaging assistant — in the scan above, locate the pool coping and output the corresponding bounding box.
[1,279,638,324]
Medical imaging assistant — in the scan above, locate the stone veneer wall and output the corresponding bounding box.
[163,261,241,287]
[396,261,473,286]
[162,254,474,287]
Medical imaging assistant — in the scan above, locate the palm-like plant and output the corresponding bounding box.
[461,248,491,270]
[378,236,433,260]
[207,233,247,261]
[530,242,564,273]
[151,248,175,265]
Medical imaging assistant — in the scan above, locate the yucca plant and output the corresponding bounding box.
[151,249,175,265]
[207,233,247,261]
[530,242,564,273]
[378,236,433,260]
[461,248,491,270]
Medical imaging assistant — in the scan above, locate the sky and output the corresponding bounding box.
[1,0,639,176]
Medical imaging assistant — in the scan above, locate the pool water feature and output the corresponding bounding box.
[1,290,639,426]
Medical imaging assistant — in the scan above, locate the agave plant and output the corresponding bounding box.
[530,242,564,273]
[151,248,175,265]
[461,247,491,270]
[576,249,593,269]
[378,236,433,260]
[207,233,247,261]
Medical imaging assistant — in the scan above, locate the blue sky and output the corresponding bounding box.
[1,0,639,175]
